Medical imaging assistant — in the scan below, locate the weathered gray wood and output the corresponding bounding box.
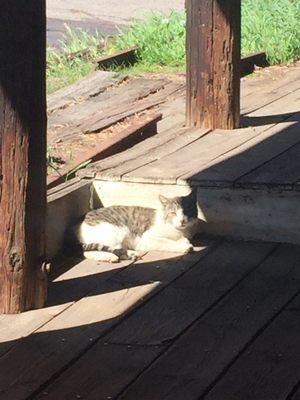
[81,126,189,179]
[35,343,161,400]
[178,88,300,185]
[48,77,167,127]
[238,126,300,186]
[205,302,300,400]
[114,244,300,400]
[241,66,300,115]
[83,81,184,134]
[47,71,124,113]
[183,111,300,186]
[107,241,275,345]
[95,127,209,182]
[0,243,217,399]
[0,257,130,359]
[16,240,274,400]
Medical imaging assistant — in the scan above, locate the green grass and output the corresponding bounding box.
[242,0,300,64]
[47,1,300,93]
[47,25,105,93]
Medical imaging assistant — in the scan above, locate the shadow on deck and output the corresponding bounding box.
[0,233,300,399]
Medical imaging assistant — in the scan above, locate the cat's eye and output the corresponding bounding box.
[169,211,177,217]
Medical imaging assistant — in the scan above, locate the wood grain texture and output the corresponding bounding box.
[205,302,300,400]
[0,244,217,399]
[0,1,47,313]
[47,71,124,114]
[106,241,275,345]
[116,244,300,400]
[128,85,300,186]
[186,0,241,129]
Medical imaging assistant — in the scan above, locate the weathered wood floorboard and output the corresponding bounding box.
[0,242,216,400]
[184,111,300,187]
[204,297,300,400]
[30,241,275,400]
[0,258,131,358]
[237,122,300,187]
[241,66,300,114]
[47,71,125,114]
[121,86,300,185]
[111,244,300,400]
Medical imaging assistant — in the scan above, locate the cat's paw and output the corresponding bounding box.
[178,238,194,254]
[127,250,140,261]
[106,253,120,263]
[83,251,120,263]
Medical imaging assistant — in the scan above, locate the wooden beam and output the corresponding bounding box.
[186,0,241,129]
[241,52,269,77]
[0,1,48,313]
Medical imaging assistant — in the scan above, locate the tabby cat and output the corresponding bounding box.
[73,193,198,263]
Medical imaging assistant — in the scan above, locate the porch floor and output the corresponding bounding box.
[1,238,300,399]
[2,64,300,400]
[82,63,300,191]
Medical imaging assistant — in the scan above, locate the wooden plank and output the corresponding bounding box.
[177,88,300,185]
[80,126,189,179]
[241,67,300,115]
[95,46,138,69]
[47,112,162,188]
[48,77,167,129]
[240,52,269,77]
[81,67,300,182]
[83,81,184,134]
[0,242,217,399]
[237,130,300,187]
[182,111,300,187]
[0,1,47,313]
[106,241,275,345]
[18,240,273,400]
[47,71,124,114]
[186,0,241,129]
[95,127,209,182]
[111,244,300,400]
[205,302,300,400]
[0,258,130,358]
[124,116,299,186]
[34,343,161,400]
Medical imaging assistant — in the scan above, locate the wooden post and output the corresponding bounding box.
[0,1,47,313]
[186,0,241,129]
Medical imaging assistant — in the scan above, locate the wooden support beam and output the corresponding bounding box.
[0,1,48,313]
[186,0,241,129]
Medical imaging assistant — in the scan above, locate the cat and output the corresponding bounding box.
[72,192,198,263]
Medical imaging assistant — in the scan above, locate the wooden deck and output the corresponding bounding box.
[1,238,300,399]
[80,63,300,244]
[1,64,300,399]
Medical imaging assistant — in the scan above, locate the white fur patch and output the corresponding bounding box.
[80,222,129,250]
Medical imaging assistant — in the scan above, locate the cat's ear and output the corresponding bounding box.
[159,194,169,206]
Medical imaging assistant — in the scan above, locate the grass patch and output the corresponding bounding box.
[47,25,106,94]
[47,1,300,93]
[242,0,300,64]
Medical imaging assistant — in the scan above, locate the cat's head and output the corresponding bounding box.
[159,191,198,230]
